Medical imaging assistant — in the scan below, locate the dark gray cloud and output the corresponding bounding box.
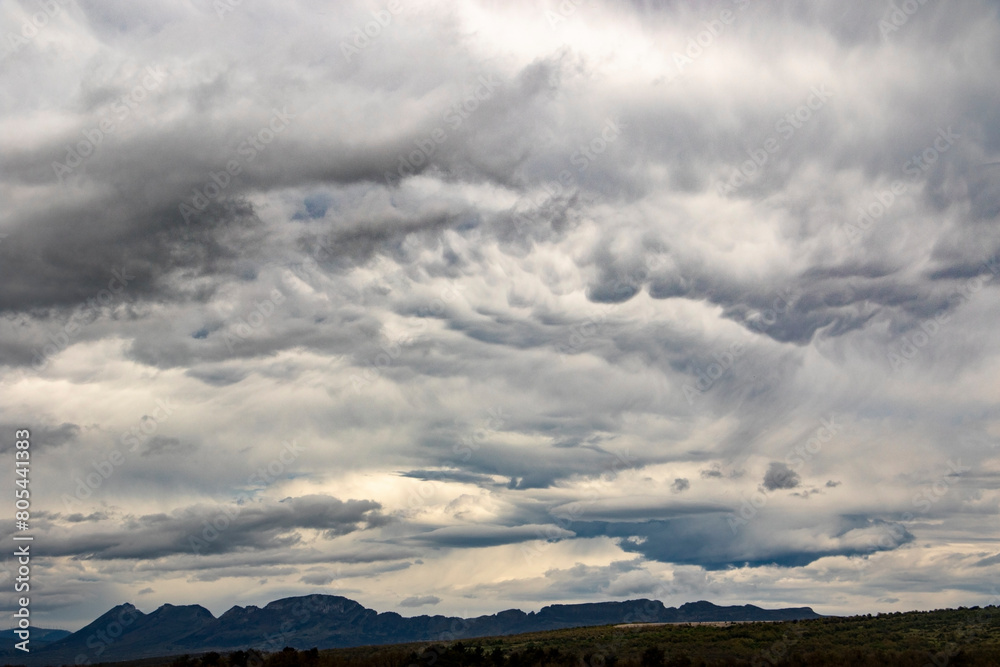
[37,495,385,559]
[405,524,574,549]
[763,462,802,491]
[577,515,914,570]
[0,422,79,453]
[140,435,196,457]
[399,595,441,608]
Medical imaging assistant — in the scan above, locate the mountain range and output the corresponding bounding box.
[0,595,824,665]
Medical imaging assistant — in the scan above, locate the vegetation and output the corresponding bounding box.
[18,605,1000,667]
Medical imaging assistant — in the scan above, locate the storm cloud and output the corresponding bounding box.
[1,0,999,632]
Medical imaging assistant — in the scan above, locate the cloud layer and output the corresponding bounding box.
[1,0,999,630]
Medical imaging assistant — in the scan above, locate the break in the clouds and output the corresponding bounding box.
[1,0,999,631]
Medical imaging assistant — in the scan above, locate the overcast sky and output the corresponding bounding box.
[2,0,1000,632]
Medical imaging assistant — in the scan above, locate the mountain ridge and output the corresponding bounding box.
[1,594,825,665]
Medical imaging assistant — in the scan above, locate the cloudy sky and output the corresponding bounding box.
[2,0,1000,631]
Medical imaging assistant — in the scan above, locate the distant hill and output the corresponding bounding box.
[0,626,70,646]
[127,606,1000,667]
[0,595,824,665]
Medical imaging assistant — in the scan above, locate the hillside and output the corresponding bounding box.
[72,605,1000,667]
[0,595,822,666]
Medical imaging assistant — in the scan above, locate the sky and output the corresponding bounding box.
[1,0,1000,632]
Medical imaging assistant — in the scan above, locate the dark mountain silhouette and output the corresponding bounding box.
[0,627,70,647]
[0,595,824,665]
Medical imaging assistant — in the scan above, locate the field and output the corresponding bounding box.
[39,605,1000,667]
